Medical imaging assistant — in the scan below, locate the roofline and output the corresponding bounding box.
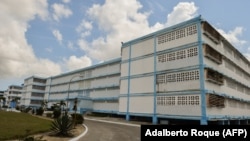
[51,57,121,79]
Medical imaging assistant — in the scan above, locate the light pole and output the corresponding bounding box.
[66,74,84,114]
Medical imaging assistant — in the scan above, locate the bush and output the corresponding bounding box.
[36,107,44,116]
[50,115,73,136]
[46,113,53,118]
[53,109,61,119]
[71,113,84,124]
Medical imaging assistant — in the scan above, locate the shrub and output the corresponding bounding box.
[50,115,73,136]
[71,113,84,124]
[46,113,53,118]
[36,107,44,116]
[53,109,61,119]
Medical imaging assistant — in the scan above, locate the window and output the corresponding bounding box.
[157,96,175,106]
[205,69,224,85]
[157,74,166,84]
[186,24,197,35]
[203,44,222,64]
[158,54,166,63]
[207,94,225,108]
[187,47,198,57]
[177,95,199,105]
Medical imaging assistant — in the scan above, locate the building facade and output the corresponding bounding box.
[119,16,250,125]
[21,76,47,108]
[45,58,121,114]
[5,85,23,108]
[20,16,250,125]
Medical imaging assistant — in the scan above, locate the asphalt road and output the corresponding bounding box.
[80,119,141,141]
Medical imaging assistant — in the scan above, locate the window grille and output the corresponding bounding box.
[157,74,166,84]
[203,44,222,64]
[207,94,225,108]
[205,69,224,85]
[157,24,197,45]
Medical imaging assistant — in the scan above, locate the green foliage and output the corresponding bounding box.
[53,108,61,118]
[36,107,44,116]
[71,113,84,124]
[46,113,53,118]
[50,115,73,136]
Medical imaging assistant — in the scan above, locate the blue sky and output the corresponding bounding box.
[0,0,250,90]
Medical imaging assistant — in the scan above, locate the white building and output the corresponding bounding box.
[21,76,47,108]
[45,58,121,113]
[5,85,23,108]
[20,16,250,125]
[119,16,250,125]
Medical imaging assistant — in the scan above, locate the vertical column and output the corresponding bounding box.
[126,44,132,121]
[197,18,208,125]
[152,36,158,124]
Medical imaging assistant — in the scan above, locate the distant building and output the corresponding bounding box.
[5,85,23,108]
[20,76,47,108]
[20,16,250,125]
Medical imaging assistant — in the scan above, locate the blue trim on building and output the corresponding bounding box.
[153,35,158,124]
[126,44,132,121]
[197,17,207,125]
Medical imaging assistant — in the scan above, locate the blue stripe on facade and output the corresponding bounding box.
[197,18,208,125]
[126,43,132,121]
[153,35,158,124]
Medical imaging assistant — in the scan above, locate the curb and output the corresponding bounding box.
[69,124,88,141]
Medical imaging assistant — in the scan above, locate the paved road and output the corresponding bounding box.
[80,119,141,141]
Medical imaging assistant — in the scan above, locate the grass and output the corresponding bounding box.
[0,111,51,140]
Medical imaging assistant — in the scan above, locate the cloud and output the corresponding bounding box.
[76,20,93,38]
[0,0,61,79]
[51,3,72,21]
[63,55,92,71]
[166,2,198,26]
[77,1,198,61]
[217,27,247,47]
[52,29,63,44]
[62,0,71,3]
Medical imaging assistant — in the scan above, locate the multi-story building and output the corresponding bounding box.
[20,16,250,125]
[21,76,47,108]
[45,58,121,113]
[119,16,250,125]
[5,85,23,108]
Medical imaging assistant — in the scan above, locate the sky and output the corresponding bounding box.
[0,0,250,90]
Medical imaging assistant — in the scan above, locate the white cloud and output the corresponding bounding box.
[62,0,71,3]
[64,55,92,71]
[51,3,72,21]
[52,29,63,44]
[0,0,61,79]
[76,20,93,38]
[217,27,247,47]
[166,2,198,26]
[78,1,198,61]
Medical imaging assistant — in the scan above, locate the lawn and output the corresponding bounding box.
[0,111,51,140]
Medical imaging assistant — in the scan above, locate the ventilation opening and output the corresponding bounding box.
[207,94,225,108]
[205,68,224,85]
[202,22,220,44]
[203,44,222,64]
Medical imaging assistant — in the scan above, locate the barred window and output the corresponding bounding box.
[167,52,175,61]
[158,54,166,63]
[186,24,197,35]
[177,95,199,105]
[157,74,166,84]
[187,47,198,57]
[176,50,186,59]
[176,28,186,39]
